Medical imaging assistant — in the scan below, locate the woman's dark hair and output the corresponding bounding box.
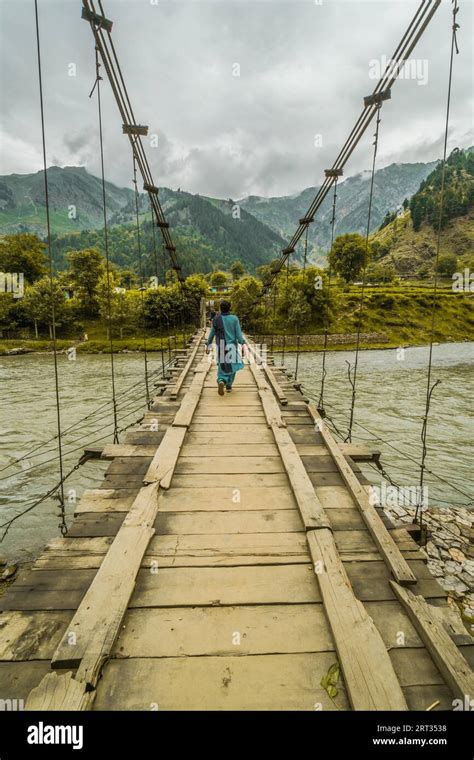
[220,300,231,314]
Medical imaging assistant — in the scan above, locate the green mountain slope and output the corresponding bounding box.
[372,148,474,275]
[0,166,134,234]
[50,189,287,276]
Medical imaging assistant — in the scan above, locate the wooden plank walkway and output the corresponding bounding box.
[0,331,473,710]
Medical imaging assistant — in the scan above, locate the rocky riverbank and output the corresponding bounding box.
[384,503,474,626]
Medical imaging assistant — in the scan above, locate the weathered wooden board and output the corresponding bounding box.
[307,404,417,586]
[191,416,267,425]
[0,610,72,660]
[185,434,275,446]
[346,561,445,602]
[174,456,285,475]
[66,512,126,538]
[314,486,356,510]
[93,654,349,711]
[143,426,187,487]
[180,444,279,457]
[0,661,52,702]
[114,603,331,657]
[50,482,161,672]
[390,582,474,699]
[144,531,309,567]
[171,473,289,488]
[154,509,304,535]
[169,330,205,399]
[101,445,157,459]
[190,423,272,433]
[131,564,319,607]
[157,486,296,512]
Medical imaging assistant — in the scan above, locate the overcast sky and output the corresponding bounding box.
[0,0,472,198]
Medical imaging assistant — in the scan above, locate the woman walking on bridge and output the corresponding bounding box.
[206,301,246,395]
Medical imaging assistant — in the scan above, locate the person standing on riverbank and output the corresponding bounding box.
[206,301,246,395]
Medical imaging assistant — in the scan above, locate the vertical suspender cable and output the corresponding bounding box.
[132,152,151,408]
[302,224,309,272]
[415,0,460,532]
[318,178,339,416]
[91,46,119,443]
[345,104,382,443]
[150,202,159,281]
[34,0,67,536]
[281,258,290,366]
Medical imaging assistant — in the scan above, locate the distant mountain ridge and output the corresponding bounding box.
[0,152,468,274]
[239,161,438,263]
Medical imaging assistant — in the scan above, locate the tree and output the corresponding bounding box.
[366,262,397,283]
[230,260,245,281]
[328,233,369,283]
[0,233,48,283]
[118,269,138,289]
[230,276,264,329]
[66,248,105,316]
[22,276,68,338]
[210,271,228,287]
[436,254,458,278]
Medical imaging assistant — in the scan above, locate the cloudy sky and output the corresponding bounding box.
[0,0,472,198]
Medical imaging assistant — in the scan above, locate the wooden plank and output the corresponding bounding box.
[169,330,205,399]
[345,561,445,602]
[338,443,381,462]
[174,456,284,475]
[154,509,303,535]
[390,581,474,699]
[26,671,92,711]
[0,661,52,702]
[190,423,272,432]
[50,482,160,672]
[93,654,349,711]
[158,486,296,512]
[131,564,319,607]
[0,610,71,660]
[113,604,331,657]
[246,340,288,404]
[144,531,309,567]
[306,531,408,710]
[142,426,187,488]
[307,404,417,586]
[192,416,267,425]
[172,360,211,427]
[101,444,157,459]
[193,407,265,416]
[252,360,407,710]
[171,473,289,488]
[180,444,279,457]
[186,430,274,444]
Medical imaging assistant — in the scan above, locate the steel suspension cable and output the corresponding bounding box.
[345,104,382,443]
[415,0,460,526]
[91,46,119,443]
[132,153,151,408]
[260,0,441,296]
[318,176,339,416]
[34,0,66,536]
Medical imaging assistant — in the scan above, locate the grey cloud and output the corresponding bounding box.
[0,0,472,198]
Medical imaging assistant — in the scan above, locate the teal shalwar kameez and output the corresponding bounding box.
[207,313,246,388]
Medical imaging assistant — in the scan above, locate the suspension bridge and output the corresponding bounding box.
[0,0,473,711]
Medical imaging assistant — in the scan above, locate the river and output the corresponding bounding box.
[0,343,472,563]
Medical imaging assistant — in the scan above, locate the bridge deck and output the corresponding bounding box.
[0,332,472,710]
